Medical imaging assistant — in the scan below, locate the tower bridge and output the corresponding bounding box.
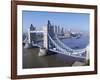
[24,20,89,59]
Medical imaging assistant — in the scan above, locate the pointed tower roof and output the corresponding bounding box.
[30,24,35,31]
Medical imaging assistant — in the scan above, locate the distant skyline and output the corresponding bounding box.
[22,11,90,33]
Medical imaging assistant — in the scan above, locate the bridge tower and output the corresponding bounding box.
[47,20,55,49]
[43,26,48,49]
[28,24,36,44]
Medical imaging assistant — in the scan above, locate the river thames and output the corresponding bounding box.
[23,33,89,69]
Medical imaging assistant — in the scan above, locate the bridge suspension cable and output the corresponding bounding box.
[48,34,86,59]
[55,34,87,53]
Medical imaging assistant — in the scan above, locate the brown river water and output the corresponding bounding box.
[22,48,87,69]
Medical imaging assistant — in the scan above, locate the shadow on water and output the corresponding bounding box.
[46,50,57,56]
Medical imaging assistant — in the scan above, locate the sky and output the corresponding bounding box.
[22,11,90,33]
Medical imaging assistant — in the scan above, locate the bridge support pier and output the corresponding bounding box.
[38,48,47,56]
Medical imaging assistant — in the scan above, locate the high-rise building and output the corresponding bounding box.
[61,27,64,36]
[58,26,60,34]
[55,25,57,34]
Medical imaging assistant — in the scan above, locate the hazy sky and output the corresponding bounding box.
[22,11,90,33]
